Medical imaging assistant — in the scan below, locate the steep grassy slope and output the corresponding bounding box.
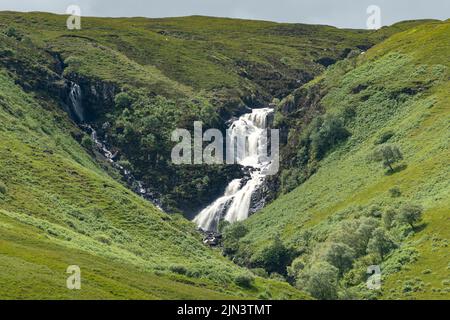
[229,20,449,299]
[0,69,308,299]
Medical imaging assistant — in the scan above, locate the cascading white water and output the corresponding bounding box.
[69,83,84,122]
[193,108,274,231]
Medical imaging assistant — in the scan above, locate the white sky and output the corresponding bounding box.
[1,0,449,28]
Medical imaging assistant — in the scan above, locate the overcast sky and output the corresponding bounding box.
[1,0,449,28]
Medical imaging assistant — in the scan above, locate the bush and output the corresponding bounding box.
[269,272,286,281]
[251,236,293,274]
[367,205,383,218]
[117,159,133,171]
[257,291,272,300]
[287,256,306,281]
[375,131,394,145]
[319,242,356,275]
[5,27,22,40]
[389,187,402,198]
[114,92,133,109]
[81,135,94,150]
[234,274,254,288]
[0,181,7,195]
[169,265,187,275]
[218,220,231,233]
[309,114,351,160]
[222,222,248,256]
[301,261,339,300]
[367,228,396,259]
[280,168,305,194]
[382,209,397,230]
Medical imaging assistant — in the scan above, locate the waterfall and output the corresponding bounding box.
[69,83,84,122]
[193,108,274,231]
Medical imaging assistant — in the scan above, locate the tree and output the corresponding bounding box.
[320,242,355,275]
[398,204,423,228]
[367,228,396,259]
[301,262,339,300]
[252,236,292,274]
[382,209,396,230]
[371,145,403,172]
[114,92,133,109]
[309,114,350,160]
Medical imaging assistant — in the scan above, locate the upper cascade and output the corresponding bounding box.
[69,83,84,123]
[194,108,274,231]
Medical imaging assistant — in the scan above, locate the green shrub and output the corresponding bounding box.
[300,261,339,300]
[0,181,7,194]
[309,114,351,160]
[5,27,22,40]
[367,205,383,218]
[117,159,133,171]
[114,92,133,109]
[222,222,248,256]
[81,135,94,150]
[269,272,286,281]
[389,187,402,197]
[319,242,356,275]
[280,168,305,194]
[234,274,254,288]
[367,228,396,259]
[251,236,293,274]
[375,131,394,145]
[382,209,397,230]
[257,291,272,300]
[169,264,187,275]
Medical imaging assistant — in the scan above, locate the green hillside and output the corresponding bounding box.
[227,20,449,299]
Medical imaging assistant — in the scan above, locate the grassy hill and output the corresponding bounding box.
[227,20,449,300]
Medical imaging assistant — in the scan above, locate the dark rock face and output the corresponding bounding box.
[65,73,117,123]
[315,57,337,67]
[248,174,279,215]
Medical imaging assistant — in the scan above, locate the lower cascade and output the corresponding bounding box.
[193,108,274,231]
